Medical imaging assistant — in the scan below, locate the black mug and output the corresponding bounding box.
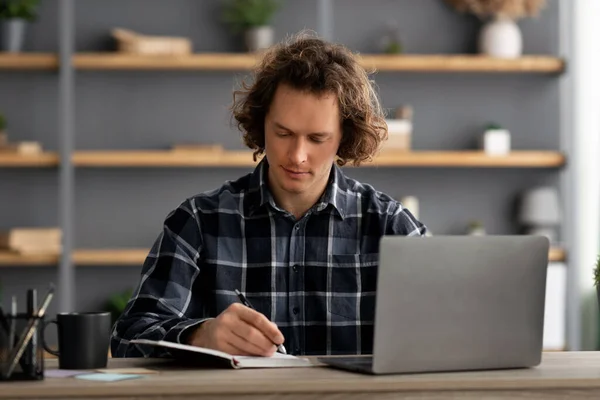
[43,312,112,370]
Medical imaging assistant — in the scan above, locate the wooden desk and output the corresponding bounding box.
[2,352,600,399]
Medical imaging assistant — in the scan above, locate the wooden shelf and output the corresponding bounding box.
[0,53,58,70]
[549,247,566,262]
[73,248,148,266]
[72,150,565,168]
[0,247,566,266]
[0,152,60,167]
[0,251,59,266]
[72,53,565,73]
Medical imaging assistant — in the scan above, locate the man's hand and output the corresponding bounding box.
[186,303,284,356]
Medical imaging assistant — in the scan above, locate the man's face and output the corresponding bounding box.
[264,83,342,197]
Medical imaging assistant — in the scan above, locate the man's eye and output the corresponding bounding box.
[311,137,325,143]
[277,132,289,137]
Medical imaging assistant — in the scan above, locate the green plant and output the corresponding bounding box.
[0,113,6,131]
[105,288,133,324]
[222,0,280,33]
[486,122,503,130]
[0,0,40,21]
[593,255,600,288]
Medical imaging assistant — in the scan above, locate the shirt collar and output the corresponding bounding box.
[246,158,347,220]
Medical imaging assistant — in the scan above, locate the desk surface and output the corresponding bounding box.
[2,352,600,399]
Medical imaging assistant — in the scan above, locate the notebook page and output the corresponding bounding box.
[233,353,313,368]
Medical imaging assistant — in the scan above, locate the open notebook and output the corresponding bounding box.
[130,339,313,369]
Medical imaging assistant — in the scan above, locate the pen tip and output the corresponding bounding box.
[234,289,241,295]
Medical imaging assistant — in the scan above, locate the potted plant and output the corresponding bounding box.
[222,0,280,52]
[594,255,600,311]
[443,0,546,58]
[105,288,133,325]
[0,0,40,52]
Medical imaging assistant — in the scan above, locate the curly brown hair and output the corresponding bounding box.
[231,32,388,167]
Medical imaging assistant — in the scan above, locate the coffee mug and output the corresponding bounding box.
[43,312,112,370]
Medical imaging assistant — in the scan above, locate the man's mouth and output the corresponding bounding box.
[282,166,309,175]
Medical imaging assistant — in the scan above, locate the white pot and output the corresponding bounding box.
[478,17,522,58]
[482,129,511,155]
[1,18,28,52]
[245,26,274,52]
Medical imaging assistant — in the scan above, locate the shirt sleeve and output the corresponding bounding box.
[110,199,211,358]
[386,201,428,237]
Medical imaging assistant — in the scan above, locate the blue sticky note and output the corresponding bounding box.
[74,373,144,382]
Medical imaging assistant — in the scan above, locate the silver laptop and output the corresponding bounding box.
[318,235,549,375]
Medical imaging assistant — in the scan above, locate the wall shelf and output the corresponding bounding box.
[0,53,564,73]
[0,153,60,167]
[71,150,566,168]
[0,53,58,70]
[72,53,565,73]
[0,247,567,267]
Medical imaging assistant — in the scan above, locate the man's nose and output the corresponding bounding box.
[288,138,307,164]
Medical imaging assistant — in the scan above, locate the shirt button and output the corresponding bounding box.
[292,265,298,272]
[293,307,299,315]
[295,348,300,354]
[295,225,300,230]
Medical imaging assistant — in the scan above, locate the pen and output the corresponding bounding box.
[26,289,38,376]
[234,289,287,355]
[9,296,16,352]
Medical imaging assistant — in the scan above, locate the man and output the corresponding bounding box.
[111,33,427,358]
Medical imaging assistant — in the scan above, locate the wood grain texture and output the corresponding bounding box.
[72,53,565,73]
[0,152,60,167]
[71,150,566,168]
[72,248,149,266]
[0,53,58,69]
[0,247,565,266]
[1,352,599,399]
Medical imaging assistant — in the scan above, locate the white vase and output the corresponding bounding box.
[478,17,522,58]
[1,18,28,52]
[245,26,274,52]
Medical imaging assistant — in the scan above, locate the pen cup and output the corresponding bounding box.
[0,313,45,381]
[42,312,112,370]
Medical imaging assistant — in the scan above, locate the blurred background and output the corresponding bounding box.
[0,0,598,353]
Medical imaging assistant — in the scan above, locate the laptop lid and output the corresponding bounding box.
[372,235,549,374]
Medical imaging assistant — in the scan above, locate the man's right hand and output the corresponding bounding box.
[186,303,284,357]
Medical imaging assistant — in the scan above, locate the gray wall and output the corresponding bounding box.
[0,0,561,345]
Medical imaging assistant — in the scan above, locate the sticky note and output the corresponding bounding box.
[74,373,144,382]
[45,369,88,378]
[96,368,158,375]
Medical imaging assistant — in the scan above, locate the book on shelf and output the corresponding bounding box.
[0,228,62,255]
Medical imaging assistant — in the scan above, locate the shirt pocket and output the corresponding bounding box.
[326,253,379,321]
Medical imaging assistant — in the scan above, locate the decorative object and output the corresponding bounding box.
[518,186,561,243]
[383,105,413,152]
[379,20,403,54]
[443,0,547,58]
[400,196,420,219]
[0,227,61,254]
[112,28,192,55]
[481,123,511,155]
[222,0,280,52]
[466,220,486,236]
[0,0,39,52]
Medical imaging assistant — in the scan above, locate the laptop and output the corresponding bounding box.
[318,235,549,375]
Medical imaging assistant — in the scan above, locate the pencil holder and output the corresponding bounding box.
[0,313,45,381]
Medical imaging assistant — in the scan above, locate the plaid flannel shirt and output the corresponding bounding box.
[111,158,427,357]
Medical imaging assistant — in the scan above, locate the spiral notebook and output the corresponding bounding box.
[129,339,313,369]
